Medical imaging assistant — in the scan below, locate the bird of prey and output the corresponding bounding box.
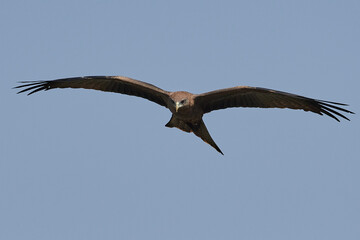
[15,76,354,155]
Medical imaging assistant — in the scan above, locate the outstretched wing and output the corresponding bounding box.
[15,76,170,107]
[194,86,354,121]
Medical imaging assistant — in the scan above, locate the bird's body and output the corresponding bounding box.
[15,76,354,154]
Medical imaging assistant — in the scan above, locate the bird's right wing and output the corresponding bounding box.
[15,76,171,107]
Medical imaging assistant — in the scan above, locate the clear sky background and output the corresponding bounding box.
[1,0,359,239]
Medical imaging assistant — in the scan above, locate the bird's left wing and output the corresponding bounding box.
[15,76,171,107]
[194,86,354,121]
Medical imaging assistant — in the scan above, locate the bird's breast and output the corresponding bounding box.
[171,107,203,122]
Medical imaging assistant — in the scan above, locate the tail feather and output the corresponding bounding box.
[165,115,223,155]
[189,120,224,155]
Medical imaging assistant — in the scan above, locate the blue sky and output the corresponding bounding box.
[1,0,359,239]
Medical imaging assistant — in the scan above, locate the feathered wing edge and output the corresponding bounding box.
[194,87,354,122]
[15,81,50,95]
[315,99,353,122]
[14,76,171,108]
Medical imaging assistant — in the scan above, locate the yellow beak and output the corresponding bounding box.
[175,102,180,112]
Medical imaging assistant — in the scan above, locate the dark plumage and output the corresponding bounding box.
[15,76,354,154]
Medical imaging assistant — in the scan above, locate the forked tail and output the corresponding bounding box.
[165,116,223,155]
[189,120,224,155]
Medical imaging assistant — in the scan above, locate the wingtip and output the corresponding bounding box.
[318,101,354,122]
[14,81,49,95]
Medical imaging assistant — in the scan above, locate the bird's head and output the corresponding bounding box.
[172,98,188,112]
[169,91,191,113]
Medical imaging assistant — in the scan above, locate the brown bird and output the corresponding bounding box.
[15,76,354,154]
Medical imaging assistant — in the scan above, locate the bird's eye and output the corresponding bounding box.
[180,99,186,104]
[170,99,175,104]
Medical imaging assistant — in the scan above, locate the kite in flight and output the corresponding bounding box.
[15,76,354,154]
